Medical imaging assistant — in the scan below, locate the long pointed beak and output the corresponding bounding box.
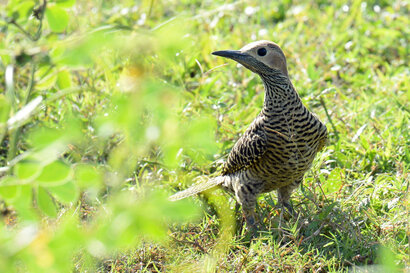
[212,50,249,62]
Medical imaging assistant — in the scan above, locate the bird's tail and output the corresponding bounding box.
[169,176,226,201]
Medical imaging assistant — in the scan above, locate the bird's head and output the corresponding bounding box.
[212,40,288,77]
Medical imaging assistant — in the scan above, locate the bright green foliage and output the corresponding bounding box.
[45,5,69,33]
[47,181,78,203]
[14,160,42,181]
[36,160,72,185]
[74,164,103,188]
[37,186,58,217]
[0,184,19,200]
[56,70,72,89]
[0,0,408,272]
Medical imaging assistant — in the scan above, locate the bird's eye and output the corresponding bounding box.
[257,48,267,56]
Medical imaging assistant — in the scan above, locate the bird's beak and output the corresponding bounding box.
[212,50,249,62]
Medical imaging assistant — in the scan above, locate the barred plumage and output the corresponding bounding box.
[169,41,328,230]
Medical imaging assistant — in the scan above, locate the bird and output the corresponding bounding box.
[169,40,328,231]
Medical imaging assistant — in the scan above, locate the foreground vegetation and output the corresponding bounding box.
[0,0,408,272]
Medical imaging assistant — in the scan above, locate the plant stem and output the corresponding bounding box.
[7,61,37,171]
[320,97,339,141]
[8,0,47,41]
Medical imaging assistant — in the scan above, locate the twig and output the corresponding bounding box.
[8,0,47,41]
[317,181,329,204]
[32,0,47,41]
[24,61,36,104]
[9,20,33,39]
[301,221,326,243]
[203,63,229,76]
[148,0,155,18]
[169,234,207,253]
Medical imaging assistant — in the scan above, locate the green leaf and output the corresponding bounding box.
[163,143,180,168]
[378,246,400,273]
[8,1,35,23]
[35,73,57,90]
[12,185,38,221]
[36,161,72,186]
[28,118,83,150]
[59,30,116,67]
[35,66,57,90]
[14,160,42,181]
[0,95,10,123]
[48,181,78,203]
[74,164,103,188]
[0,185,19,200]
[28,127,64,149]
[37,187,58,217]
[55,0,76,8]
[56,70,72,89]
[45,5,69,33]
[174,117,218,165]
[157,193,200,223]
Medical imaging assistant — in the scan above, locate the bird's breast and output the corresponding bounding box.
[252,110,325,184]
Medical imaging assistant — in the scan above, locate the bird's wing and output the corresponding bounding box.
[222,114,267,175]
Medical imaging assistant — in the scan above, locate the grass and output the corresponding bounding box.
[0,0,408,272]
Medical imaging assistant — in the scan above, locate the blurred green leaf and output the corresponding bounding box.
[37,187,58,217]
[47,213,84,271]
[28,118,83,149]
[155,192,200,223]
[56,70,72,89]
[74,164,103,188]
[378,246,400,273]
[48,181,78,203]
[45,5,69,33]
[14,160,42,181]
[0,185,19,200]
[59,30,115,67]
[28,127,64,149]
[154,17,191,62]
[163,143,181,168]
[91,190,200,251]
[9,185,38,221]
[7,1,35,23]
[173,117,218,165]
[185,118,217,151]
[55,0,76,8]
[36,161,72,186]
[0,95,10,123]
[35,66,57,90]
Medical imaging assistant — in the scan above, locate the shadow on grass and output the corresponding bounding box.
[259,198,378,267]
